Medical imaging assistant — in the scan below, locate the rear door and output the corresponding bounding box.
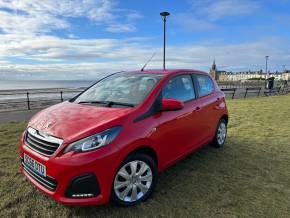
[192,74,218,141]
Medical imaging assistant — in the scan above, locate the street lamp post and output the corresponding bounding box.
[265,56,269,88]
[160,11,170,70]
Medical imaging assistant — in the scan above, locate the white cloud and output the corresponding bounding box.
[1,37,290,80]
[193,0,260,21]
[0,0,289,81]
[0,34,152,61]
[196,0,259,20]
[0,0,140,34]
[105,24,136,33]
[67,34,78,39]
[174,0,260,31]
[174,13,217,31]
[0,10,69,34]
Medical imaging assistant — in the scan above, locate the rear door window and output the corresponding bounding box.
[195,74,214,97]
[162,75,195,102]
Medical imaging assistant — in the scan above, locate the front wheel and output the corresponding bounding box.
[212,118,227,148]
[111,153,157,206]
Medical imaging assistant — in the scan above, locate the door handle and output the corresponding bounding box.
[194,106,201,112]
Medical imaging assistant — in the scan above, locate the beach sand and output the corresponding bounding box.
[0,88,84,113]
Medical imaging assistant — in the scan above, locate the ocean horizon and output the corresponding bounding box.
[0,80,95,91]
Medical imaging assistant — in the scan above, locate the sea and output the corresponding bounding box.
[0,80,97,102]
[0,80,95,91]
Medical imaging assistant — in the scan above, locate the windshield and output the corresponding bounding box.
[74,72,163,106]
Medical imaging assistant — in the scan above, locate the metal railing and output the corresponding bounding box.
[217,80,286,89]
[1,84,289,112]
[221,85,290,99]
[217,81,265,88]
[0,89,84,112]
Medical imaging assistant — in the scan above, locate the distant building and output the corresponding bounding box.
[282,71,290,81]
[209,60,226,80]
[209,61,290,81]
[219,70,264,81]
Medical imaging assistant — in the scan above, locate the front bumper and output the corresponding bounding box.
[19,140,120,206]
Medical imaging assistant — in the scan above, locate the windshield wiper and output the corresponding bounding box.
[78,100,108,104]
[107,101,135,107]
[78,100,135,107]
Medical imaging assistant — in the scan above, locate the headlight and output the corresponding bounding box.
[63,126,122,153]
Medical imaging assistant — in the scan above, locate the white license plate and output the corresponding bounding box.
[24,154,46,177]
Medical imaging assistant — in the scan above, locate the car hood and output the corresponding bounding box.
[28,101,134,142]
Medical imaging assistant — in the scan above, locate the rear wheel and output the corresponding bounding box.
[111,153,157,206]
[212,118,227,148]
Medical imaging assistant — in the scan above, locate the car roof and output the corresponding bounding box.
[129,69,208,76]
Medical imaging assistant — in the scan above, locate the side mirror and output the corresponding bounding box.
[161,98,184,111]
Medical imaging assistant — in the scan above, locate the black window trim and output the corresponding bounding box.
[133,91,162,122]
[192,73,215,98]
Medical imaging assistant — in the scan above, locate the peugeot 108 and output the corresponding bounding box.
[19,69,228,206]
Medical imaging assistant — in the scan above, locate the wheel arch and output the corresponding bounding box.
[220,114,229,124]
[126,146,158,168]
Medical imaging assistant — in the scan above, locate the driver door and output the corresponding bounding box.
[153,74,202,167]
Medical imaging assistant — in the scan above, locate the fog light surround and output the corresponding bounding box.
[65,173,100,198]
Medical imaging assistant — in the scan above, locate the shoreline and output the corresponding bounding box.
[0,87,87,93]
[0,87,85,113]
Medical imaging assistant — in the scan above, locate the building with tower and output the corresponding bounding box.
[209,60,226,81]
[208,60,290,81]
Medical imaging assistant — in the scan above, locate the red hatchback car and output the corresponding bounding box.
[20,69,228,206]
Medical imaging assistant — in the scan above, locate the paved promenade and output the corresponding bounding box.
[0,109,39,124]
[0,88,287,124]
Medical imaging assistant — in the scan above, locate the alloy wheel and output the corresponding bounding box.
[113,160,153,203]
[217,121,227,145]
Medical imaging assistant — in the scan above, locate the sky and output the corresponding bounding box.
[0,0,290,80]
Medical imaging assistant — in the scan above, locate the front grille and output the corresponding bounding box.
[25,127,63,156]
[22,161,58,192]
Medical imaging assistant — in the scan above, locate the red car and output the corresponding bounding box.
[19,69,228,206]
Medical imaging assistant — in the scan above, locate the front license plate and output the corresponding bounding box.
[24,154,46,177]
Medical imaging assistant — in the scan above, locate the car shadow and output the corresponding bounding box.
[64,140,250,217]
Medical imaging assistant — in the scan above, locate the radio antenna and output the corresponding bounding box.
[141,52,156,71]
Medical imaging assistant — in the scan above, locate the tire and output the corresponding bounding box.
[211,118,227,148]
[111,153,158,206]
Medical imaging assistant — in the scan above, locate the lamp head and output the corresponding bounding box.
[160,11,170,17]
